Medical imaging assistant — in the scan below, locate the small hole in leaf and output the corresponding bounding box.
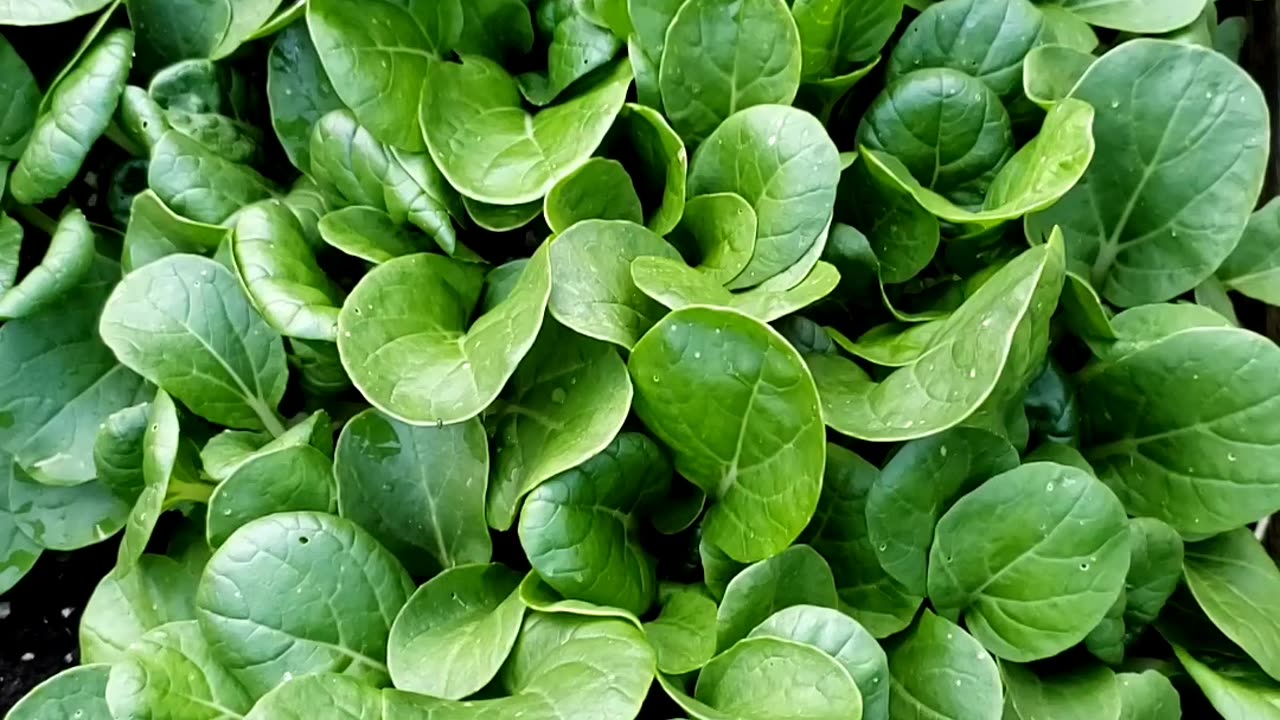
[298,536,310,545]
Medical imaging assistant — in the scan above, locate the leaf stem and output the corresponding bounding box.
[9,204,59,235]
[254,402,288,438]
[103,122,145,158]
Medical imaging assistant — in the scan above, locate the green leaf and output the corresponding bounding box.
[128,0,283,66]
[232,200,344,342]
[687,104,840,289]
[487,318,633,529]
[857,68,1014,208]
[927,462,1130,662]
[165,109,263,164]
[749,605,890,720]
[122,191,227,272]
[463,197,543,232]
[837,156,940,284]
[859,98,1096,228]
[206,444,335,547]
[337,246,552,427]
[547,219,681,349]
[632,255,840,322]
[605,103,687,236]
[117,390,182,567]
[695,636,863,720]
[100,254,289,433]
[517,10,622,106]
[0,257,147,485]
[80,554,201,664]
[866,427,1019,596]
[644,583,718,675]
[884,611,1003,720]
[1001,662,1121,720]
[93,403,149,502]
[318,206,431,264]
[665,193,757,285]
[1026,39,1269,307]
[3,665,112,720]
[658,0,801,144]
[7,465,132,550]
[0,35,38,159]
[804,444,921,637]
[1218,198,1280,306]
[9,29,132,204]
[422,56,632,204]
[544,158,644,233]
[307,0,459,151]
[455,0,535,62]
[1184,528,1280,680]
[196,511,415,697]
[809,234,1065,442]
[700,534,748,601]
[1023,44,1095,108]
[1172,644,1280,720]
[200,411,330,483]
[791,0,903,80]
[627,0,684,105]
[519,433,669,616]
[0,458,41,594]
[267,22,344,172]
[715,545,838,652]
[0,209,96,320]
[517,571,644,627]
[1079,318,1280,535]
[334,409,491,577]
[387,563,525,700]
[105,620,253,720]
[1045,0,1210,33]
[1124,517,1183,628]
[148,130,276,225]
[1118,670,1182,720]
[629,306,826,562]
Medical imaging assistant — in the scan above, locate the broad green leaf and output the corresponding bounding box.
[127,0,284,66]
[206,444,335,547]
[644,583,718,675]
[928,462,1130,662]
[337,246,550,426]
[605,103,687,235]
[463,197,543,232]
[547,219,681,349]
[422,56,632,204]
[1023,44,1094,108]
[288,338,351,396]
[267,22,344,172]
[628,0,684,105]
[715,545,838,652]
[804,444,921,637]
[281,177,334,242]
[93,403,149,501]
[632,255,840,322]
[629,306,826,563]
[147,58,229,114]
[117,390,182,567]
[791,0,903,80]
[1124,517,1183,628]
[700,534,748,601]
[318,206,430,263]
[1184,528,1280,680]
[1044,0,1210,33]
[148,130,276,225]
[696,636,862,720]
[837,156,940,284]
[166,109,263,164]
[519,433,669,616]
[1195,276,1240,327]
[659,0,801,144]
[749,605,890,720]
[122,190,227,272]
[884,611,1003,720]
[0,257,146,485]
[100,254,289,433]
[196,511,415,697]
[888,0,1050,104]
[387,563,525,700]
[795,57,881,123]
[7,465,131,550]
[105,620,253,720]
[9,29,132,204]
[0,458,41,594]
[1026,39,1269,307]
[0,35,38,158]
[666,193,757,285]
[857,68,1014,208]
[335,409,491,577]
[1079,321,1280,535]
[517,10,621,106]
[232,200,344,342]
[544,158,644,233]
[1171,644,1280,720]
[80,554,201,664]
[307,0,460,151]
[1218,198,1280,305]
[0,211,18,294]
[487,318,633,529]
[200,411,330,483]
[455,0,535,61]
[809,235,1064,442]
[0,209,95,320]
[866,428,1019,596]
[517,571,644,627]
[1001,662,1121,720]
[3,665,112,720]
[859,99,1095,227]
[688,104,840,289]
[1118,670,1182,720]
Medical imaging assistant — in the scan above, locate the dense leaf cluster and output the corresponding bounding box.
[1,0,1279,718]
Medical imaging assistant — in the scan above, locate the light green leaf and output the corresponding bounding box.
[791,0,902,80]
[1124,517,1184,628]
[1118,670,1182,720]
[1043,0,1210,33]
[463,197,543,232]
[544,158,644,233]
[644,583,718,675]
[1001,662,1121,720]
[4,665,112,720]
[605,103,687,235]
[166,109,263,164]
[632,255,840,322]
[105,620,253,720]
[387,563,525,700]
[1185,528,1280,681]
[1218,198,1280,306]
[517,10,621,107]
[928,462,1130,662]
[148,130,276,225]
[92,403,149,502]
[0,458,42,594]
[629,306,826,563]
[665,193,757,286]
[318,206,430,264]
[335,409,491,577]
[0,35,38,158]
[116,390,182,567]
[516,571,644,627]
[80,554,201,664]
[7,464,132,550]
[122,190,227,272]
[422,56,632,204]
[716,545,838,652]
[206,444,335,547]
[128,0,283,66]
[0,209,96,320]
[696,636,862,720]
[1023,44,1094,108]
[267,22,344,172]
[884,611,1003,720]
[100,254,289,433]
[337,246,551,426]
